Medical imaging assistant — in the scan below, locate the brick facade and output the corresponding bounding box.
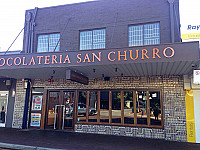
[12,75,187,141]
[12,80,26,128]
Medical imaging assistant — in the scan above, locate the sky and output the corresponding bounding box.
[179,0,200,34]
[0,0,199,52]
[0,0,95,52]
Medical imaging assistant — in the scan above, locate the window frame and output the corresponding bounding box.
[76,89,164,129]
[128,22,160,47]
[79,28,106,50]
[36,33,60,53]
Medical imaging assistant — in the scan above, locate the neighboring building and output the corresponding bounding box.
[180,0,200,44]
[0,50,21,128]
[0,0,199,143]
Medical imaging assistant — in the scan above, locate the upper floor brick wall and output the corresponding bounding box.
[23,0,180,53]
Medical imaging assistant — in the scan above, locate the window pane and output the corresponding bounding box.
[100,91,109,123]
[129,25,143,46]
[88,91,98,122]
[37,35,48,52]
[80,29,105,50]
[77,91,87,122]
[80,31,92,50]
[112,91,121,124]
[136,91,147,125]
[47,92,60,128]
[37,34,60,52]
[150,91,161,126]
[124,91,134,124]
[144,23,160,45]
[93,29,105,49]
[64,92,74,129]
[49,34,60,52]
[0,92,8,124]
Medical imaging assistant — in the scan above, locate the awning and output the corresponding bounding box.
[0,42,199,79]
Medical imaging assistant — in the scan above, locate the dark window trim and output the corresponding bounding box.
[128,21,160,27]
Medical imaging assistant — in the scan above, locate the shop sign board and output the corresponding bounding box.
[30,113,41,127]
[66,70,88,84]
[193,70,200,84]
[0,42,199,69]
[32,95,43,110]
[182,25,200,40]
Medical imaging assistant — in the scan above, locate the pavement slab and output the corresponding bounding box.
[0,128,199,150]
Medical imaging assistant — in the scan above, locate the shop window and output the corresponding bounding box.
[76,90,162,128]
[149,91,161,126]
[80,29,105,50]
[100,91,109,123]
[0,91,8,127]
[77,91,87,122]
[88,91,98,122]
[124,91,134,124]
[37,33,60,52]
[136,91,147,125]
[112,91,121,123]
[29,88,44,128]
[46,92,60,128]
[129,23,160,46]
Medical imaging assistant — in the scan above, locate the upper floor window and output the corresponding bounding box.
[37,33,60,52]
[129,23,160,46]
[80,29,105,50]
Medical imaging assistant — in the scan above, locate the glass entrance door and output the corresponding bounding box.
[64,91,75,129]
[46,91,75,130]
[0,91,8,127]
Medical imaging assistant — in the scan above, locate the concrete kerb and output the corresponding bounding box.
[0,142,65,150]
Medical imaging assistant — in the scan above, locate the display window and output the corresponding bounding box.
[76,89,163,128]
[29,88,44,128]
[0,91,8,127]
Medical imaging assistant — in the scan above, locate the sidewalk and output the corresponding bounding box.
[0,128,200,150]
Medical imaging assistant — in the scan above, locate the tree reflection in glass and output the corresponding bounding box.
[112,91,121,123]
[77,91,86,122]
[88,91,98,122]
[150,91,161,126]
[124,91,134,124]
[100,91,109,123]
[136,91,147,125]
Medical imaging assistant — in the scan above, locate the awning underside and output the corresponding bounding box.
[0,60,199,79]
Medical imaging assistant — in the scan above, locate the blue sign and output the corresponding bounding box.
[187,25,200,30]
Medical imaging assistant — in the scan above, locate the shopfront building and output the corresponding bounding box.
[0,0,200,143]
[0,78,16,128]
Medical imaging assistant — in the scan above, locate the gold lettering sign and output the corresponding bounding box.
[0,47,175,67]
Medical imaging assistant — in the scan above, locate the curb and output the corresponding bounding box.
[0,142,65,150]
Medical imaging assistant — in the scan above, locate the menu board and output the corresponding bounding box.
[30,113,41,127]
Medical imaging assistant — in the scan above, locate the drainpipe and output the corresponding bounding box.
[22,79,31,129]
[168,0,175,43]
